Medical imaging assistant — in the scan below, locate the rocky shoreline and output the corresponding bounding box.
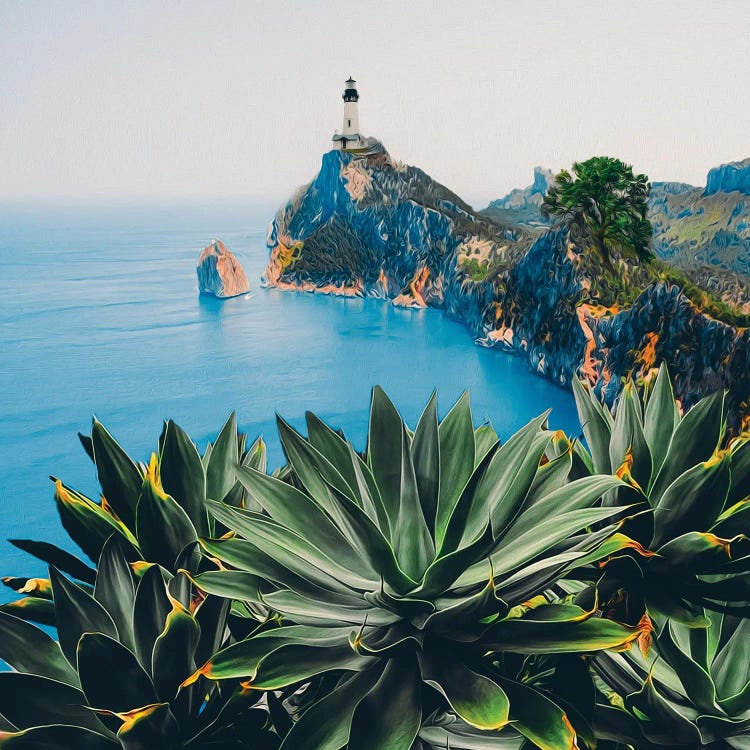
[265,142,749,422]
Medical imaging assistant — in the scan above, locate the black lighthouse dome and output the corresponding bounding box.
[343,77,359,102]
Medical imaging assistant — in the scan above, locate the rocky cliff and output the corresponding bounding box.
[705,157,750,196]
[483,163,750,277]
[265,143,749,420]
[482,167,555,227]
[650,179,750,276]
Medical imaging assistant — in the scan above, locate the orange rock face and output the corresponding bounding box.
[197,240,250,298]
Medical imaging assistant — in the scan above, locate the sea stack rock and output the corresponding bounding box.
[196,240,250,298]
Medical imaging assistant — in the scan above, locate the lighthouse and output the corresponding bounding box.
[332,77,363,151]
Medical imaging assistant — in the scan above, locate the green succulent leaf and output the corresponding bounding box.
[159,419,209,536]
[135,470,198,571]
[420,651,510,730]
[0,611,78,686]
[91,419,143,531]
[347,658,422,750]
[0,725,118,750]
[8,540,96,585]
[50,566,118,666]
[206,412,239,503]
[0,673,103,732]
[77,632,157,713]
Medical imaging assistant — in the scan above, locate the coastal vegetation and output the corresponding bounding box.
[541,157,654,268]
[1,366,750,749]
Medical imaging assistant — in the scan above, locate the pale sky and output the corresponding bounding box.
[1,0,748,208]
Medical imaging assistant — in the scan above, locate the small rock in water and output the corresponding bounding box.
[197,239,250,298]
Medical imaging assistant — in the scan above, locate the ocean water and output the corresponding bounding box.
[0,199,580,590]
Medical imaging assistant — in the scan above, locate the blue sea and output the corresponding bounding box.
[0,199,580,591]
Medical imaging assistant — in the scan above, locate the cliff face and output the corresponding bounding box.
[265,144,749,418]
[482,167,554,227]
[649,180,750,276]
[705,158,750,196]
[265,141,533,307]
[481,165,750,277]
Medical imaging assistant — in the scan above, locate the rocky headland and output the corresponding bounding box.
[265,142,749,420]
[197,239,250,298]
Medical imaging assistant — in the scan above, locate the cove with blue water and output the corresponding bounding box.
[0,199,580,592]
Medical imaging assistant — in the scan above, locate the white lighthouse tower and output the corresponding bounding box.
[332,77,363,151]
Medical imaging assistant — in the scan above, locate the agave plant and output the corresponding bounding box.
[593,609,750,750]
[0,536,280,750]
[2,414,266,625]
[572,364,750,625]
[185,388,650,750]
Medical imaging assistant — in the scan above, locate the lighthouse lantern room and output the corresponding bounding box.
[332,77,363,151]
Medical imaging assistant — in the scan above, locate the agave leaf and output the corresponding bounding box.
[90,419,143,531]
[50,566,118,666]
[643,363,677,481]
[278,670,379,750]
[420,651,509,730]
[0,612,78,686]
[652,454,731,548]
[572,377,612,474]
[483,602,645,654]
[242,434,267,473]
[712,618,750,706]
[208,503,377,591]
[0,673,104,732]
[187,625,373,688]
[191,570,264,601]
[470,413,551,545]
[77,632,157,712]
[305,410,360,501]
[52,480,135,563]
[392,423,435,581]
[206,412,239,502]
[655,620,719,714]
[434,392,476,548]
[474,422,500,466]
[1,577,53,599]
[609,382,652,492]
[159,420,209,536]
[135,470,198,571]
[526,448,574,504]
[8,540,96,585]
[228,468,373,579]
[0,725,118,749]
[367,386,410,539]
[347,657,422,750]
[151,598,200,702]
[277,415,359,520]
[113,702,181,750]
[655,531,738,572]
[626,675,702,745]
[493,674,578,750]
[132,565,171,671]
[200,537,359,600]
[649,390,726,504]
[263,589,396,626]
[418,719,525,749]
[93,537,136,651]
[726,439,750,508]
[0,596,56,626]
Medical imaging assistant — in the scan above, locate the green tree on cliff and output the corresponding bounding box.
[542,156,653,268]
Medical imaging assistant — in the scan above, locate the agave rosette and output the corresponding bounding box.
[573,364,750,625]
[593,609,750,749]
[0,537,280,749]
[2,414,267,625]
[188,388,648,749]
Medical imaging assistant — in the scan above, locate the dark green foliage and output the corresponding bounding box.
[543,157,653,267]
